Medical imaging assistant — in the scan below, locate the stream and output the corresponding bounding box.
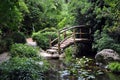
[44,59,120,80]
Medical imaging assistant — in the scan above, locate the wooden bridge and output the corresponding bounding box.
[47,25,91,54]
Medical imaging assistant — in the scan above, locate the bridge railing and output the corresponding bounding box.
[50,25,91,54]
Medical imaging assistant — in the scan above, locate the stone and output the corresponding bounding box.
[26,38,37,47]
[95,49,120,64]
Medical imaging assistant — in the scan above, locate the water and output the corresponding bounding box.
[44,59,120,80]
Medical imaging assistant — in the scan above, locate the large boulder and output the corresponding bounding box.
[95,49,120,64]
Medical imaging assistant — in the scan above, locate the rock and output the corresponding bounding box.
[95,49,120,64]
[26,38,37,47]
[59,53,65,60]
[26,42,37,47]
[0,52,10,63]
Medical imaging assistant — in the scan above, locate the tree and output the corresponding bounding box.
[0,0,28,36]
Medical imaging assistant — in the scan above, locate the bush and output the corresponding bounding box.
[12,32,26,44]
[32,30,57,50]
[93,33,114,51]
[108,62,120,73]
[0,57,50,80]
[64,46,74,63]
[10,44,39,58]
[93,31,120,53]
[0,38,13,54]
[0,40,7,54]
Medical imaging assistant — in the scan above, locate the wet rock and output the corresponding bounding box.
[95,49,120,64]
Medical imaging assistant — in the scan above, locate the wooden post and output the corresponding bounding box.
[89,27,91,34]
[89,27,91,39]
[63,31,66,39]
[49,36,52,48]
[73,28,76,45]
[58,31,61,54]
[80,28,82,38]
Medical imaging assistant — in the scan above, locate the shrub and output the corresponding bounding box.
[108,62,120,73]
[32,33,49,50]
[93,31,120,53]
[10,44,39,58]
[0,40,7,54]
[64,46,74,63]
[32,30,57,50]
[0,57,50,80]
[94,33,114,51]
[0,38,13,54]
[12,32,26,44]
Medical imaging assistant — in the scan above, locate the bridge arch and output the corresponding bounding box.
[47,25,92,55]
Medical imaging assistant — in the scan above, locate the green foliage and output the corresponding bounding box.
[93,30,120,53]
[10,44,38,58]
[0,0,28,31]
[0,31,26,53]
[57,0,75,29]
[75,56,93,68]
[12,32,26,44]
[0,38,13,54]
[0,0,120,58]
[40,27,57,33]
[93,32,114,51]
[32,28,57,50]
[0,57,49,80]
[108,62,120,72]
[22,0,61,34]
[0,40,7,53]
[32,33,49,50]
[64,46,74,63]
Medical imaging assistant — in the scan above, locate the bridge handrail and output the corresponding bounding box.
[50,25,90,45]
[60,34,74,45]
[59,25,89,33]
[49,25,91,54]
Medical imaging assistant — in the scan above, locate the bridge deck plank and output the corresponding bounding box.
[53,38,89,49]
